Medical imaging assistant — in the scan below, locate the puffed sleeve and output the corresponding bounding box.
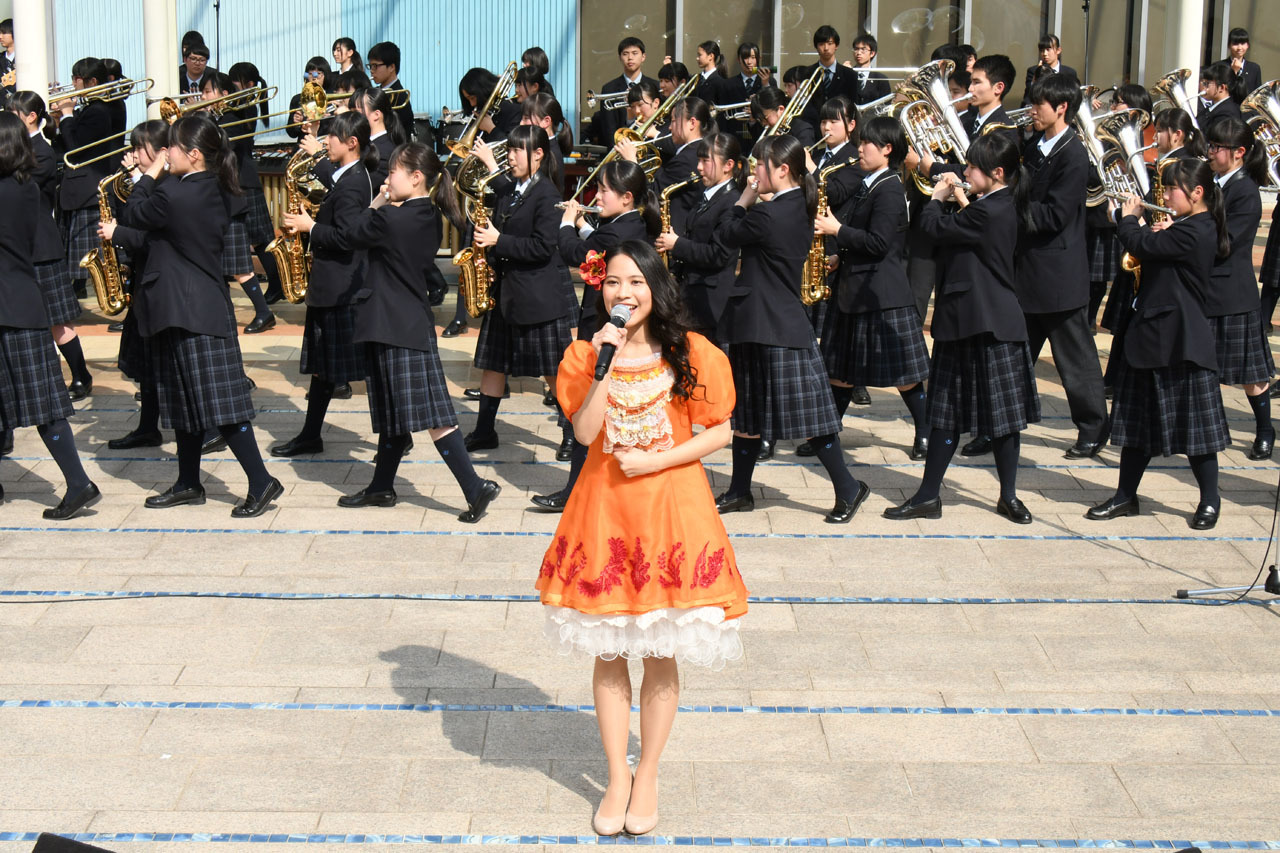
[682,332,735,428]
[555,340,598,420]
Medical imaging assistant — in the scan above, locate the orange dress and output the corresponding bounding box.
[537,332,749,669]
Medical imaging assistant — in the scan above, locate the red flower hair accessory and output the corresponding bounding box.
[579,250,607,290]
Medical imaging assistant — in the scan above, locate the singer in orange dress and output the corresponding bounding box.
[535,240,748,837]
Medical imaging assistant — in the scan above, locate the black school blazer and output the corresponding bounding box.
[1015,128,1090,313]
[343,197,440,350]
[0,176,48,329]
[307,162,374,308]
[1205,170,1263,317]
[833,172,913,314]
[490,176,566,326]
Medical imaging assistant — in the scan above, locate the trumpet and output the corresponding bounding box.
[710,100,752,120]
[1103,191,1176,216]
[556,202,603,214]
[586,89,630,110]
[49,77,153,105]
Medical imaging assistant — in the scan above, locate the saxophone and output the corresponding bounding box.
[80,168,131,316]
[1123,156,1174,296]
[658,171,700,270]
[801,160,853,305]
[265,147,326,304]
[451,169,509,318]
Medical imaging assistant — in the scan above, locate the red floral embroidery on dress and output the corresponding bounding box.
[657,542,685,589]
[577,537,627,598]
[541,535,569,579]
[630,537,650,590]
[690,544,726,589]
[542,536,587,587]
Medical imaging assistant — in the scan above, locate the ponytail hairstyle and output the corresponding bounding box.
[520,92,573,155]
[754,134,817,219]
[965,132,1033,232]
[1113,83,1153,116]
[599,159,660,236]
[1161,158,1230,258]
[522,46,550,76]
[751,84,788,123]
[695,131,744,189]
[170,113,240,195]
[818,94,859,145]
[0,112,36,181]
[388,141,465,233]
[858,116,908,169]
[1153,107,1205,158]
[8,90,51,130]
[602,240,702,400]
[672,96,713,140]
[203,71,233,97]
[228,62,270,127]
[698,40,728,77]
[506,123,559,192]
[129,119,170,154]
[351,87,406,145]
[325,110,379,174]
[332,37,361,72]
[1204,117,1269,186]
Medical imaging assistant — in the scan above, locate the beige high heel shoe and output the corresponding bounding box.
[624,808,659,836]
[592,776,632,837]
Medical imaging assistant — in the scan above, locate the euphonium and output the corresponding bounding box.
[81,168,131,316]
[1149,69,1205,129]
[452,169,509,318]
[1082,107,1155,208]
[658,171,700,270]
[802,159,853,305]
[892,59,971,194]
[447,62,517,166]
[1243,81,1280,189]
[456,139,508,222]
[266,147,327,304]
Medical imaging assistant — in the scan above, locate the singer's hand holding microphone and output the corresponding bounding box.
[592,304,632,381]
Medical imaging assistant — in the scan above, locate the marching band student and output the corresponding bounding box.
[521,46,555,97]
[348,87,407,188]
[1091,160,1230,529]
[514,67,550,103]
[1019,34,1078,106]
[286,57,332,142]
[591,37,656,147]
[1202,118,1272,458]
[722,43,767,143]
[811,116,932,461]
[331,37,361,75]
[623,80,674,161]
[1224,28,1261,98]
[619,96,711,233]
[750,85,816,150]
[690,41,729,116]
[921,54,1018,183]
[532,160,658,511]
[101,115,281,517]
[101,58,126,135]
[656,131,743,342]
[800,25,856,127]
[887,134,1040,523]
[657,61,689,100]
[179,42,213,94]
[521,92,573,178]
[0,19,14,107]
[1198,63,1243,131]
[272,111,375,459]
[458,66,522,142]
[366,42,413,140]
[713,135,871,523]
[464,126,575,461]
[849,34,891,106]
[0,112,99,519]
[9,92,93,402]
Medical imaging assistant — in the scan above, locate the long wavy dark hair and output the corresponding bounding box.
[599,240,703,400]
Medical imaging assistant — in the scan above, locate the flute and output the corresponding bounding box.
[806,133,833,153]
[556,202,603,214]
[1103,192,1176,216]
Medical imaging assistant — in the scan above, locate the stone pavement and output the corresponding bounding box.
[1,259,1279,852]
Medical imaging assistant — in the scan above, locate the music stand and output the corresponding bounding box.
[1082,0,1091,82]
[1177,466,1280,598]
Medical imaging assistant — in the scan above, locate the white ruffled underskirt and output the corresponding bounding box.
[543,605,744,670]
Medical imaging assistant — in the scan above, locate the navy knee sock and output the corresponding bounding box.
[473,393,501,438]
[830,384,854,419]
[991,433,1021,503]
[138,384,160,434]
[37,418,89,492]
[914,427,960,503]
[560,440,589,497]
[56,336,91,384]
[218,421,272,495]
[727,435,762,498]
[238,277,271,319]
[1116,446,1151,502]
[369,433,410,493]
[809,432,860,501]
[1247,389,1273,438]
[1188,452,1220,509]
[174,429,203,490]
[434,428,485,503]
[898,383,928,438]
[301,377,334,441]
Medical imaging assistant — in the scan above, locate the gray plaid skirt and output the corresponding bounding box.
[148,324,255,433]
[0,326,73,429]
[1262,224,1280,291]
[301,305,367,382]
[222,221,254,278]
[1110,360,1230,457]
[807,297,830,337]
[243,188,276,248]
[1210,309,1275,386]
[821,304,931,387]
[728,340,843,441]
[474,304,572,378]
[36,259,82,325]
[116,309,148,382]
[1087,225,1121,283]
[559,264,582,326]
[926,335,1041,438]
[365,342,459,435]
[63,207,100,281]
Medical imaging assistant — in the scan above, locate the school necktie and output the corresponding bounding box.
[818,150,832,170]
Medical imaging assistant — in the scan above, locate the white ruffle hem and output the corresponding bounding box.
[543,605,744,670]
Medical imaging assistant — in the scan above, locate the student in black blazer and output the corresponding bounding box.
[656,132,742,342]
[274,111,376,459]
[1225,28,1262,101]
[690,41,729,123]
[103,115,280,517]
[921,54,1020,183]
[1090,160,1230,530]
[533,161,658,511]
[849,34,892,106]
[713,134,870,524]
[800,25,857,127]
[1198,63,1244,131]
[1019,34,1078,106]
[1008,74,1108,459]
[1203,119,1273,458]
[590,37,658,147]
[750,86,816,153]
[887,134,1040,524]
[812,117,932,461]
[618,96,711,235]
[366,42,414,141]
[0,113,98,519]
[458,66,521,144]
[285,57,332,142]
[721,43,768,143]
[178,43,214,94]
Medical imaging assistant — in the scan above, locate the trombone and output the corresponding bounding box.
[223,82,330,141]
[586,89,629,110]
[49,77,154,106]
[384,88,411,109]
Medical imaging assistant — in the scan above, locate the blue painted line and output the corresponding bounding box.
[0,590,1262,607]
[0,833,1276,848]
[3,699,1278,716]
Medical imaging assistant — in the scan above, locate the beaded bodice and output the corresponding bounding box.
[603,353,675,453]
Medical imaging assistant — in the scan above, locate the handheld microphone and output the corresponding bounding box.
[594,304,633,381]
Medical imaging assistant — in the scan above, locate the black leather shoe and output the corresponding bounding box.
[960,435,992,457]
[67,378,92,402]
[826,480,870,524]
[107,321,125,333]
[145,484,206,509]
[756,439,774,461]
[996,496,1033,524]
[1248,432,1274,461]
[543,385,556,407]
[464,431,499,452]
[441,319,467,338]
[263,288,285,305]
[852,386,872,406]
[244,313,276,334]
[43,481,101,520]
[458,479,501,523]
[1064,439,1104,459]
[909,436,929,461]
[882,496,942,520]
[530,490,569,511]
[795,441,816,457]
[1085,495,1140,520]
[231,477,283,518]
[0,430,13,457]
[270,435,323,457]
[463,384,510,400]
[332,382,353,400]
[556,436,575,462]
[715,491,755,514]
[108,429,163,450]
[200,434,228,455]
[1189,503,1219,530]
[338,488,397,508]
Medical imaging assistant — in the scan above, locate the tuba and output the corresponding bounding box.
[1243,81,1280,189]
[450,62,517,211]
[81,168,131,316]
[452,169,510,318]
[1149,69,1204,130]
[659,171,700,270]
[1077,106,1155,207]
[893,60,971,194]
[802,159,853,305]
[265,147,328,304]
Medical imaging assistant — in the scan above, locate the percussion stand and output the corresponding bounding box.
[1177,468,1280,599]
[1081,0,1092,82]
